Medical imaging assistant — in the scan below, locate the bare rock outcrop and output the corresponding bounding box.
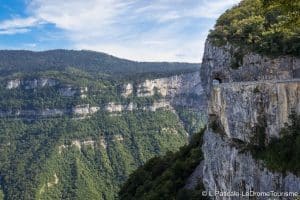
[196,40,300,199]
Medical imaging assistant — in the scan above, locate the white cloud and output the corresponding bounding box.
[0,17,39,29]
[75,27,208,62]
[28,0,134,34]
[188,0,241,18]
[0,28,30,35]
[24,43,37,48]
[0,17,42,35]
[132,0,240,23]
[0,0,240,61]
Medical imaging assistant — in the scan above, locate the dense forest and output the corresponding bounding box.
[119,128,208,200]
[0,50,199,80]
[209,0,300,56]
[0,52,204,199]
[0,111,190,199]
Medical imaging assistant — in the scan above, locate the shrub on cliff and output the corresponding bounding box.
[209,0,300,57]
[253,111,300,174]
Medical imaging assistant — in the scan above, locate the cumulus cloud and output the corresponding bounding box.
[28,0,133,32]
[0,0,240,61]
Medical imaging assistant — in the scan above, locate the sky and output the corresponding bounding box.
[0,0,240,62]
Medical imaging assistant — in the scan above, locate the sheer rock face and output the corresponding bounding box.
[200,41,300,98]
[6,79,21,89]
[203,130,300,200]
[6,78,59,90]
[198,40,300,197]
[2,71,206,119]
[105,72,206,114]
[137,72,204,98]
[209,81,300,142]
[136,71,206,110]
[105,102,127,113]
[104,100,173,113]
[0,106,100,118]
[115,71,207,113]
[121,83,133,97]
[59,86,88,97]
[72,104,100,116]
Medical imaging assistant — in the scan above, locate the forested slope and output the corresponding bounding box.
[0,51,205,200]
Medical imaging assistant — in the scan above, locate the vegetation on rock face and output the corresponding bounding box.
[251,111,300,175]
[0,190,4,200]
[119,128,208,200]
[175,107,206,135]
[209,0,300,57]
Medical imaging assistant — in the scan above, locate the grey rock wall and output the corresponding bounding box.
[197,40,300,199]
[1,71,207,120]
[200,41,300,97]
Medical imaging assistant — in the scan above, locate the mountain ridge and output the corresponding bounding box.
[0,49,200,64]
[0,49,200,79]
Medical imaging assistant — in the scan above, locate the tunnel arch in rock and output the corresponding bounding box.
[212,72,227,85]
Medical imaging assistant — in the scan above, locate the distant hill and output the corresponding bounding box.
[0,50,200,79]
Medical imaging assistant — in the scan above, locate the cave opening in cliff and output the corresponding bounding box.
[213,78,222,85]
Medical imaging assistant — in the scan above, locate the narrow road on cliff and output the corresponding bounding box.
[216,78,300,87]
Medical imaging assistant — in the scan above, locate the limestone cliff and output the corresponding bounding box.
[197,41,300,199]
[201,41,300,97]
[6,78,59,89]
[134,72,205,110]
[136,72,203,98]
[1,71,206,123]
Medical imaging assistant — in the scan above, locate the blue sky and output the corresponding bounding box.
[0,0,240,62]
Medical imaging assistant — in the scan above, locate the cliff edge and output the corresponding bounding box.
[200,40,300,199]
[197,0,300,197]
